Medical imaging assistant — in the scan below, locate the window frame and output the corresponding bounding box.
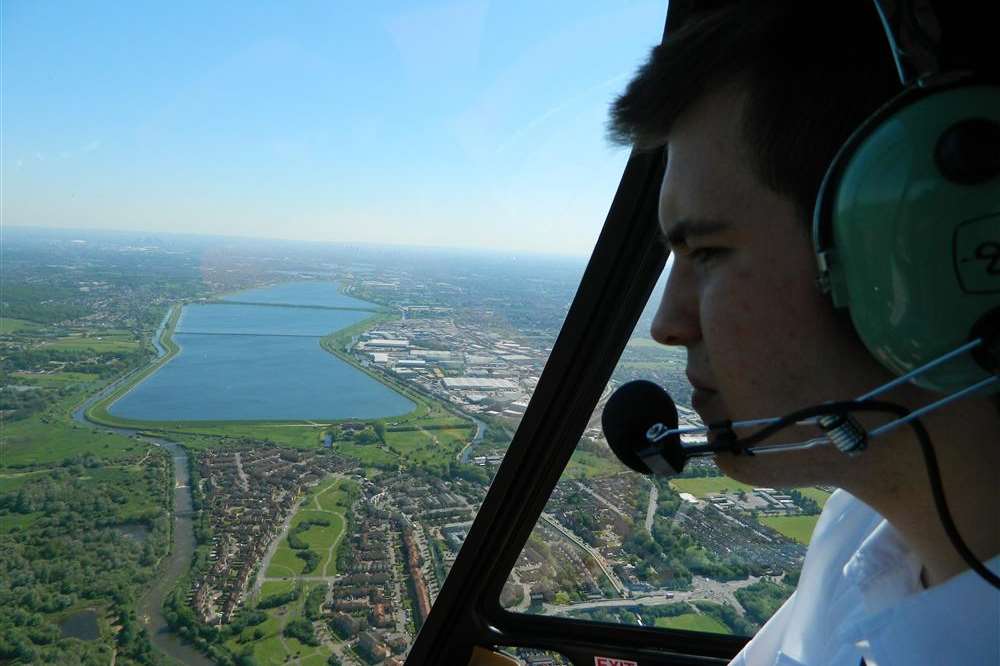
[408,4,750,663]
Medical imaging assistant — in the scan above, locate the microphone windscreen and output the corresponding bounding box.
[602,380,680,475]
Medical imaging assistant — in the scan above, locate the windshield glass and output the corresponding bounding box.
[1,2,663,664]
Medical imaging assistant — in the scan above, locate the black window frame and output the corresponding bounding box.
[407,4,750,663]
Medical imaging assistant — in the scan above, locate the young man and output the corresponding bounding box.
[610,2,999,664]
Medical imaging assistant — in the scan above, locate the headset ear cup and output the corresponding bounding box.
[813,82,1000,393]
[969,307,1000,374]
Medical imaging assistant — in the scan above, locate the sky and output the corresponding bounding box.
[2,1,665,256]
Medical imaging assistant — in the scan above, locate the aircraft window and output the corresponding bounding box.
[0,2,664,664]
[502,268,829,638]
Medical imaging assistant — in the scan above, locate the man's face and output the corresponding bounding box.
[652,85,893,486]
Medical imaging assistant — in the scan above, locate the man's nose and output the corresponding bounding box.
[650,263,699,347]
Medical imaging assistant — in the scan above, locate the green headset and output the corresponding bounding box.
[812,2,1000,395]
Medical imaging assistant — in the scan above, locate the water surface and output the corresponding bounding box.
[222,282,375,309]
[110,334,413,420]
[109,283,414,421]
[59,610,99,640]
[178,303,370,337]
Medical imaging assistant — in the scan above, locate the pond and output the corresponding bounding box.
[59,610,99,641]
[115,523,151,544]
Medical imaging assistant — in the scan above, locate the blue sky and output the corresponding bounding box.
[2,1,664,256]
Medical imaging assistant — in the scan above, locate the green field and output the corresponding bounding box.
[761,515,819,545]
[0,405,144,468]
[226,582,332,665]
[40,334,139,353]
[259,580,296,599]
[0,470,48,491]
[266,546,306,577]
[655,613,731,634]
[334,442,399,466]
[293,511,344,549]
[311,476,355,513]
[13,371,101,386]
[0,318,44,334]
[388,416,470,428]
[265,478,351,578]
[669,476,755,497]
[797,487,833,508]
[316,487,351,512]
[565,449,625,479]
[385,426,472,467]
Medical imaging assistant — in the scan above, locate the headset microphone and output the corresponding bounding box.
[603,336,999,478]
[601,337,1000,589]
[602,380,822,476]
[601,380,686,476]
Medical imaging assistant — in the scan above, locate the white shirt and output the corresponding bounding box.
[730,490,1000,666]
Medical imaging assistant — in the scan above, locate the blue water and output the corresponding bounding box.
[222,282,375,310]
[178,303,367,337]
[109,284,414,421]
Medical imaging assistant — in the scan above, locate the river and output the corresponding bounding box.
[73,341,212,666]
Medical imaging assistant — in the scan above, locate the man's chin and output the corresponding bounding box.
[713,445,840,489]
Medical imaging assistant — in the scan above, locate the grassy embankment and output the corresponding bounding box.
[83,304,187,429]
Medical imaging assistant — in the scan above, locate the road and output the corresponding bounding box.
[541,513,627,598]
[251,497,303,596]
[645,479,659,533]
[234,451,249,491]
[542,575,764,617]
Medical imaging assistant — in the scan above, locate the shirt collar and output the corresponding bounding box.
[842,519,924,615]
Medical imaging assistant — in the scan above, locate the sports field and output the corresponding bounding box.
[669,477,755,497]
[655,613,731,634]
[761,515,819,544]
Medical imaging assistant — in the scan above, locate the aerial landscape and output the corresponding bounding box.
[0,2,832,663]
[0,227,832,666]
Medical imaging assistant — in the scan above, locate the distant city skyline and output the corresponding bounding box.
[2,1,664,257]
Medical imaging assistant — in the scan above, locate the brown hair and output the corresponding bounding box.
[609,1,901,218]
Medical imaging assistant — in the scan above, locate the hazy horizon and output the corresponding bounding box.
[2,1,663,256]
[1,222,598,261]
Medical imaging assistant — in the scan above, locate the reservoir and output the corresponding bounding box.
[222,281,376,309]
[108,283,415,421]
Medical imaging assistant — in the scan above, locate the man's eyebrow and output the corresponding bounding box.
[661,218,732,247]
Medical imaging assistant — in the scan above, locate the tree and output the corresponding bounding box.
[353,429,378,445]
